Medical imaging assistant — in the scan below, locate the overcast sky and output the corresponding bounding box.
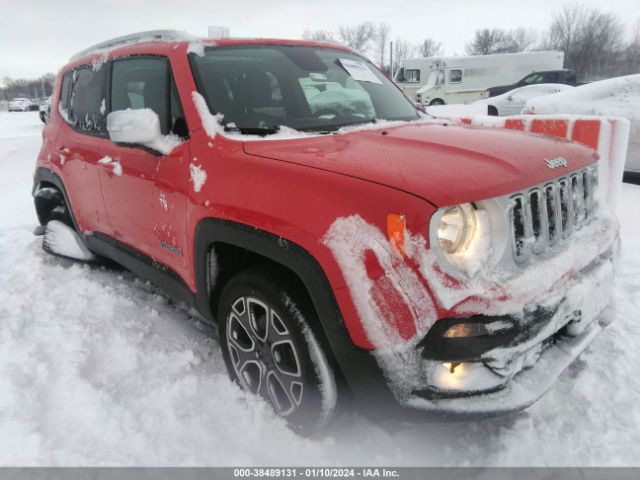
[1,0,638,79]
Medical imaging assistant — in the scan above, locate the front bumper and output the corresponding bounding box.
[380,249,616,415]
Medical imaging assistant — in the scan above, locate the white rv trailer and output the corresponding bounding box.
[394,51,564,105]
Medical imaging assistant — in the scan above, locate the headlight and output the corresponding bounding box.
[436,203,477,254]
[430,202,495,278]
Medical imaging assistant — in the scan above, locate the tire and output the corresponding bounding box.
[429,98,445,106]
[217,266,337,435]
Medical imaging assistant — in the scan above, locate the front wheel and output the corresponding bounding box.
[217,266,337,435]
[429,98,445,106]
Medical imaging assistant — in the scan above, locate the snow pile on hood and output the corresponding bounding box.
[106,109,182,155]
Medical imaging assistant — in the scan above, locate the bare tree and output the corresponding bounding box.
[373,22,391,68]
[466,27,538,55]
[625,19,640,75]
[541,2,584,54]
[510,27,537,52]
[336,21,377,53]
[392,38,416,76]
[419,38,443,57]
[465,28,506,55]
[0,73,55,101]
[542,2,624,79]
[302,29,335,42]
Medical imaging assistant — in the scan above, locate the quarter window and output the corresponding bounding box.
[58,71,73,121]
[449,69,462,83]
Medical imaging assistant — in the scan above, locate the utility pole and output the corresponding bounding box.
[390,40,394,79]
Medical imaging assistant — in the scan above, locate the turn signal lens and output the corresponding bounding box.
[387,213,407,256]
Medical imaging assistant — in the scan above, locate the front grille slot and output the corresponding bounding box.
[558,179,573,237]
[509,166,598,264]
[544,184,559,246]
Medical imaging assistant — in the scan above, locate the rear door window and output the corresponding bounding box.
[68,67,107,133]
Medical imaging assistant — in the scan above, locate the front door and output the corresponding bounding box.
[99,56,191,278]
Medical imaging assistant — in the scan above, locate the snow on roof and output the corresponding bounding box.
[69,33,351,65]
[69,30,197,62]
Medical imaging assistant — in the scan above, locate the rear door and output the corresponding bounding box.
[55,65,111,234]
[99,56,191,277]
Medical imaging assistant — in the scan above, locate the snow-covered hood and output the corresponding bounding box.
[243,123,599,206]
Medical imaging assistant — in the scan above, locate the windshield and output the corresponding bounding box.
[521,73,544,85]
[190,45,419,135]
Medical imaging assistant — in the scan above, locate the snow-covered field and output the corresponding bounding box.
[1,111,640,466]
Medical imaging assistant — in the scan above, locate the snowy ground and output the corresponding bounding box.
[1,111,640,466]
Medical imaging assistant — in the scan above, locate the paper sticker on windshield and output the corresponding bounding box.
[339,58,382,84]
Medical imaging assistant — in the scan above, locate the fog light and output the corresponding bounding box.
[442,362,462,373]
[442,320,513,338]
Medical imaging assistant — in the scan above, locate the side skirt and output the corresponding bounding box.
[84,232,198,313]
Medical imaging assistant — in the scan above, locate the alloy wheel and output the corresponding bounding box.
[226,296,304,416]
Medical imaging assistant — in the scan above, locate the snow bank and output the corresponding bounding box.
[426,103,488,119]
[106,109,182,155]
[525,74,640,175]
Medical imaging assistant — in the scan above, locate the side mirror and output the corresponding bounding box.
[107,109,162,145]
[507,95,513,101]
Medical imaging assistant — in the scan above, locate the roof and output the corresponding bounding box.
[68,30,351,65]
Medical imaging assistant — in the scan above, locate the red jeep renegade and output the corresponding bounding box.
[33,31,618,433]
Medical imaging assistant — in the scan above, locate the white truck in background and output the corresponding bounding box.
[395,51,564,105]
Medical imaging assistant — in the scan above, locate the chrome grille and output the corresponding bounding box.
[509,166,598,264]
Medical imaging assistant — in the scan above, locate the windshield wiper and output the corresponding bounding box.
[298,119,378,134]
[223,124,280,136]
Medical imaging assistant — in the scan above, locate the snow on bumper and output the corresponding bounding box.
[406,250,615,414]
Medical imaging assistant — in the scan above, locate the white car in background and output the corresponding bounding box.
[8,97,37,112]
[524,74,640,181]
[476,83,574,116]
